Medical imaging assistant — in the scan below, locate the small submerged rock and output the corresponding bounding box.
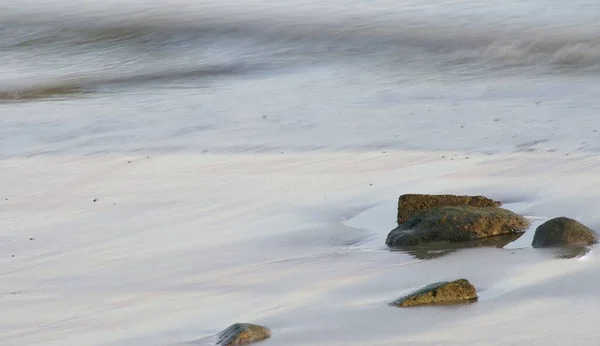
[532,217,598,248]
[217,323,271,346]
[390,278,477,307]
[386,205,530,247]
[396,194,501,224]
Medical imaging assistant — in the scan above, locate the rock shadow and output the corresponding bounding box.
[389,233,525,260]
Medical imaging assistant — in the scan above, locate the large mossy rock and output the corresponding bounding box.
[396,194,501,224]
[390,278,477,307]
[217,323,271,346]
[386,205,530,247]
[532,217,598,248]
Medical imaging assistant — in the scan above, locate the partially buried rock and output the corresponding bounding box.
[390,278,477,307]
[532,217,598,248]
[217,323,271,346]
[396,194,501,224]
[386,205,530,247]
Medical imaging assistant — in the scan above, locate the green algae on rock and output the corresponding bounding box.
[532,217,598,248]
[386,205,530,248]
[396,194,501,224]
[217,323,271,346]
[390,279,477,307]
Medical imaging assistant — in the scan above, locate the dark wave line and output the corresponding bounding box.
[0,63,257,101]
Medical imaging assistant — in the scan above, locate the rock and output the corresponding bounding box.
[217,323,271,346]
[531,217,598,248]
[396,194,501,224]
[390,278,477,307]
[386,205,530,247]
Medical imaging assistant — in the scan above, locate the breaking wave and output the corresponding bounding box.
[4,18,600,65]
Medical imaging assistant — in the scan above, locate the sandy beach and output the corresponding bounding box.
[1,151,598,345]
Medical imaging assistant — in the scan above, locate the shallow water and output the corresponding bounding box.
[2,0,600,157]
